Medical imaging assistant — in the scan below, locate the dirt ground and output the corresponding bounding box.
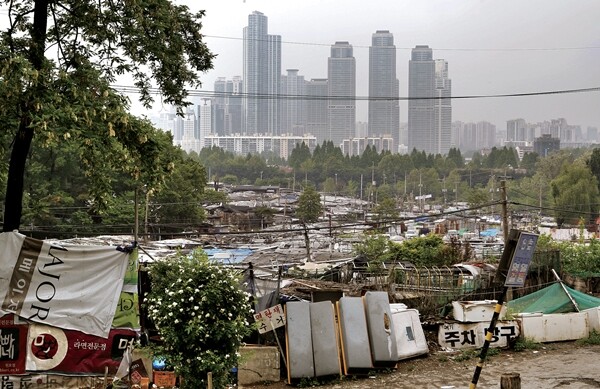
[241,341,600,389]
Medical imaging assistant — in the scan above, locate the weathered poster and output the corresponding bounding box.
[25,324,136,374]
[112,292,140,330]
[0,232,129,338]
[0,315,27,375]
[0,374,108,388]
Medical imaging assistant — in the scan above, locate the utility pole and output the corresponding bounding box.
[490,174,496,217]
[501,180,509,242]
[418,171,423,212]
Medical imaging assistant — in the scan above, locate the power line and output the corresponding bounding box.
[204,34,600,52]
[112,84,600,101]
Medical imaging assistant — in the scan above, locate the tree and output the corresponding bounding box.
[520,152,539,172]
[288,142,311,170]
[587,148,600,192]
[296,185,322,224]
[447,148,465,168]
[550,160,600,226]
[296,185,322,261]
[1,0,214,231]
[373,198,398,221]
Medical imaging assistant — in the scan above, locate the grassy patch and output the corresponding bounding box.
[576,330,600,346]
[513,337,542,352]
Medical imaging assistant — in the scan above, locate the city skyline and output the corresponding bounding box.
[134,0,600,134]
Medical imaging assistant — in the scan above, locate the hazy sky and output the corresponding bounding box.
[150,0,600,131]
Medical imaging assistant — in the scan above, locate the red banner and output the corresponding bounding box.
[26,324,136,374]
[0,314,28,375]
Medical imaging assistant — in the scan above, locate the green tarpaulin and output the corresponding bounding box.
[507,282,600,314]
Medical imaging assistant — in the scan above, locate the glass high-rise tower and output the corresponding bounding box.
[408,46,452,155]
[368,30,399,148]
[408,45,435,154]
[328,41,356,147]
[434,59,452,155]
[243,11,281,135]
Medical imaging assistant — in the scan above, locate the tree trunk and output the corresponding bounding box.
[302,223,312,262]
[3,0,49,232]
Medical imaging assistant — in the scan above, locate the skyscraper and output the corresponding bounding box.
[328,41,356,147]
[408,45,435,154]
[434,59,452,155]
[243,11,280,135]
[280,69,306,136]
[213,77,243,136]
[368,30,399,147]
[267,34,281,135]
[305,78,329,144]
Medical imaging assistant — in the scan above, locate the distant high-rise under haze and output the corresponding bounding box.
[243,11,280,135]
[368,30,399,148]
[434,59,452,155]
[408,45,435,154]
[328,41,356,147]
[280,69,306,136]
[305,78,329,144]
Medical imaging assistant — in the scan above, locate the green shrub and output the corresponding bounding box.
[145,250,253,388]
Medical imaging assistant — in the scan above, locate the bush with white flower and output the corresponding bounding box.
[145,249,253,388]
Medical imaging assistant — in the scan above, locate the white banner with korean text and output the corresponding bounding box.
[0,232,129,338]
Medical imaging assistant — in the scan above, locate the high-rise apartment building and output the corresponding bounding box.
[434,59,452,155]
[305,78,329,144]
[506,118,529,142]
[368,30,399,146]
[328,41,356,147]
[280,69,306,136]
[213,76,243,136]
[199,100,212,146]
[408,45,435,154]
[267,34,281,135]
[243,11,280,135]
[453,121,497,152]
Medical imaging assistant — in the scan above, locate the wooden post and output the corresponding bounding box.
[500,372,521,389]
[207,372,213,389]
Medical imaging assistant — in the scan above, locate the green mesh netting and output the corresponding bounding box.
[507,283,600,314]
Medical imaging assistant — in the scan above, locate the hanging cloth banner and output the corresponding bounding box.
[0,232,129,338]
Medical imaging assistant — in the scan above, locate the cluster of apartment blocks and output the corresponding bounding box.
[151,11,597,160]
[155,107,596,160]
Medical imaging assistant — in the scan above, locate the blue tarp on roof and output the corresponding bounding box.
[480,228,500,237]
[203,248,253,264]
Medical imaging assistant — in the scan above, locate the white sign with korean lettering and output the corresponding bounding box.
[438,320,520,349]
[253,304,286,334]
